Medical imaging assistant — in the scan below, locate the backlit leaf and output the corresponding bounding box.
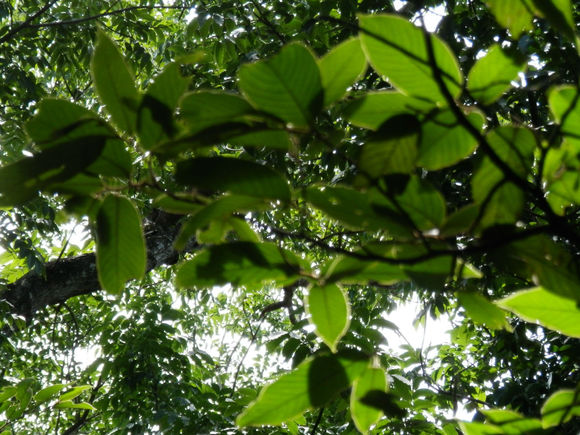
[541,388,580,427]
[95,195,146,295]
[306,284,350,352]
[497,287,580,337]
[351,367,387,433]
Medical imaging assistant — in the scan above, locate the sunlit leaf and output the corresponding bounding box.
[351,367,387,433]
[457,292,512,331]
[359,14,463,104]
[497,287,580,337]
[485,0,533,39]
[541,388,580,427]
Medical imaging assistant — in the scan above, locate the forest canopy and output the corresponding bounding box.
[1,0,580,433]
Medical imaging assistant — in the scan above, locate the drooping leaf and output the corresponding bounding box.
[467,45,527,105]
[344,91,433,130]
[95,195,146,295]
[236,351,369,427]
[485,0,534,39]
[55,401,96,411]
[238,43,323,128]
[457,292,512,331]
[306,284,350,352]
[175,242,308,288]
[58,385,92,402]
[541,388,580,428]
[418,109,484,170]
[351,367,387,433]
[175,157,291,201]
[319,37,367,106]
[138,63,187,149]
[497,287,580,337]
[91,30,140,134]
[359,14,463,104]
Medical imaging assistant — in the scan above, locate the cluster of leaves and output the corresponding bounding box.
[1,0,580,433]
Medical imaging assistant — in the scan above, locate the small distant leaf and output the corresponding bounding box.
[467,45,527,105]
[176,242,308,288]
[486,0,533,39]
[351,367,387,433]
[359,14,463,104]
[497,287,580,337]
[239,43,323,128]
[457,292,512,331]
[95,195,146,295]
[541,388,580,428]
[34,384,67,404]
[175,157,291,201]
[91,30,139,134]
[319,37,367,106]
[306,284,350,352]
[58,385,92,402]
[236,351,369,426]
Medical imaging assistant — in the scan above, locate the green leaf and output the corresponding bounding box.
[0,137,106,205]
[480,409,543,433]
[497,287,580,337]
[486,0,534,39]
[467,45,527,105]
[319,37,366,107]
[357,114,421,178]
[55,401,96,411]
[152,194,202,215]
[138,63,187,149]
[546,171,580,215]
[34,384,67,404]
[175,157,291,201]
[173,195,269,250]
[418,109,484,170]
[457,292,512,331]
[304,186,411,236]
[95,195,146,295]
[0,386,17,402]
[179,91,255,131]
[548,85,580,147]
[306,284,350,352]
[395,176,446,230]
[359,14,463,104]
[236,351,369,426]
[321,255,407,285]
[458,421,504,435]
[472,126,536,228]
[238,43,323,128]
[58,385,91,402]
[176,242,308,288]
[491,235,580,301]
[26,98,113,148]
[85,138,132,178]
[351,367,387,434]
[541,388,580,427]
[344,91,433,130]
[528,0,576,42]
[91,30,139,134]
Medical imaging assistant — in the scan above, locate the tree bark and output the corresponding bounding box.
[1,211,193,320]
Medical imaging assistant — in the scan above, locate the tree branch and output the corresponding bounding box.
[0,211,195,322]
[0,0,59,44]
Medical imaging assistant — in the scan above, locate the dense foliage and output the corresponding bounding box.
[1,0,580,433]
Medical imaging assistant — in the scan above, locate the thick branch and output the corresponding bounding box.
[0,211,194,321]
